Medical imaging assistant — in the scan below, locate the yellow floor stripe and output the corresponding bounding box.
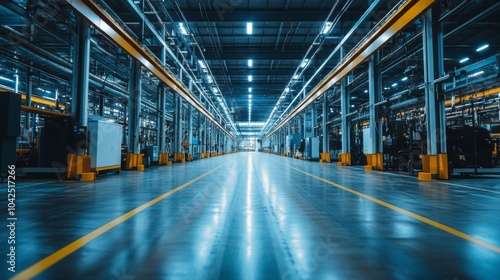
[283,163,500,254]
[12,164,226,280]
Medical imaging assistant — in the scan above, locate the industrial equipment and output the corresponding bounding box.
[447,125,493,169]
[88,115,122,174]
[285,133,300,157]
[145,145,159,166]
[0,92,21,178]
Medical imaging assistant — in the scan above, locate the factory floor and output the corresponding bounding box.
[5,152,500,279]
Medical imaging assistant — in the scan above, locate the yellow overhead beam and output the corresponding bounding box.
[21,105,71,118]
[63,0,236,141]
[264,0,438,140]
[19,94,65,109]
[445,86,500,107]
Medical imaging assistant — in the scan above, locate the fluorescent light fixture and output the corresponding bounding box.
[320,22,333,34]
[468,71,484,78]
[248,59,253,67]
[248,94,252,98]
[476,44,489,52]
[459,57,469,63]
[248,75,253,82]
[198,60,206,69]
[179,23,188,35]
[246,22,253,35]
[206,75,213,83]
[364,90,368,93]
[401,77,408,81]
[217,97,222,102]
[300,59,310,68]
[212,87,218,93]
[249,99,252,103]
[248,87,252,92]
[293,75,299,80]
[0,76,14,82]
[285,87,290,93]
[392,83,398,87]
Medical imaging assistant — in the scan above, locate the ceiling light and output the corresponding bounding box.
[0,76,14,82]
[476,44,489,52]
[246,22,253,35]
[248,94,252,98]
[206,75,213,83]
[248,59,253,67]
[248,75,253,82]
[401,77,408,81]
[364,90,368,93]
[198,60,206,69]
[459,57,469,63]
[468,71,484,78]
[285,87,290,92]
[179,23,188,35]
[293,75,299,80]
[392,83,398,87]
[300,59,310,68]
[217,97,222,102]
[320,22,333,34]
[212,87,218,93]
[248,87,252,92]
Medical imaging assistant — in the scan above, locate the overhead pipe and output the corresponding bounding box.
[0,27,160,111]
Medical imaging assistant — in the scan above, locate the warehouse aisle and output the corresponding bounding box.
[6,152,500,279]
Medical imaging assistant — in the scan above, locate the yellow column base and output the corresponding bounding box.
[365,153,384,171]
[126,153,144,170]
[338,153,351,166]
[418,155,440,181]
[79,172,96,182]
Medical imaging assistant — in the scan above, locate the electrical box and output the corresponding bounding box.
[305,137,320,160]
[146,145,159,165]
[88,116,122,171]
[286,133,300,156]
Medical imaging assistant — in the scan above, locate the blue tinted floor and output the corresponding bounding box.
[3,152,500,279]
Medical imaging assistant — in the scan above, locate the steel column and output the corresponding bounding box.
[322,92,329,153]
[128,59,142,154]
[340,47,350,153]
[368,52,383,153]
[71,18,90,127]
[423,6,445,155]
[158,85,166,153]
[174,95,183,153]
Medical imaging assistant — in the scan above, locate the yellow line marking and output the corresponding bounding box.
[282,162,500,254]
[12,164,226,280]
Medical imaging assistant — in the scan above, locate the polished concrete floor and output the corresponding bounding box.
[3,152,500,279]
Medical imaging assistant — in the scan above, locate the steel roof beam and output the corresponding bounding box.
[165,10,356,22]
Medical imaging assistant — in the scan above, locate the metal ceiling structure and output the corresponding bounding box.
[0,0,499,141]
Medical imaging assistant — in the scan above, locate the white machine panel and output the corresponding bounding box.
[88,116,122,170]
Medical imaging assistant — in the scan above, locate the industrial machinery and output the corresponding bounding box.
[88,115,122,174]
[285,133,300,157]
[0,92,21,179]
[304,137,320,161]
[447,125,493,169]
